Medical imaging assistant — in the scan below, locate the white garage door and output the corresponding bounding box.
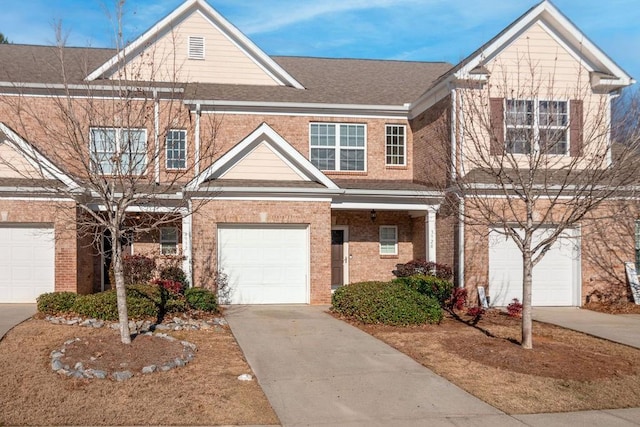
[0,226,55,303]
[218,225,309,304]
[488,227,579,307]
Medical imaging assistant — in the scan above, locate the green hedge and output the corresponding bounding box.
[331,281,443,326]
[71,285,160,321]
[37,292,78,315]
[392,275,454,307]
[184,287,218,312]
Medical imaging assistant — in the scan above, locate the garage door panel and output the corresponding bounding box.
[489,228,579,307]
[218,226,309,304]
[0,226,55,303]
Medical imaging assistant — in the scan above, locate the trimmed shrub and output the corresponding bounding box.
[37,292,78,315]
[331,281,443,326]
[72,285,161,321]
[152,278,185,295]
[109,255,155,286]
[393,275,454,307]
[450,287,467,310]
[159,265,188,286]
[185,287,218,313]
[506,298,523,318]
[392,259,453,280]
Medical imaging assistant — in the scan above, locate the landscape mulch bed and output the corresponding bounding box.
[0,319,279,426]
[347,310,640,414]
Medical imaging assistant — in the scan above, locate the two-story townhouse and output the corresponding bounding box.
[0,0,634,306]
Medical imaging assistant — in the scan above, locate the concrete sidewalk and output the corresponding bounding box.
[226,305,512,427]
[0,304,36,340]
[533,307,640,349]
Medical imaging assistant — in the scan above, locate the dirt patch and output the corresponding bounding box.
[346,310,640,414]
[59,333,188,374]
[0,319,279,426]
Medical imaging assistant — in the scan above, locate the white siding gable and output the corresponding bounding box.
[220,142,308,181]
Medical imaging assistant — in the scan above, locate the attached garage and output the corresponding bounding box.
[488,227,580,306]
[0,225,55,303]
[217,225,309,304]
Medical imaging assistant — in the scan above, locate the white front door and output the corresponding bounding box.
[218,225,309,304]
[0,226,55,303]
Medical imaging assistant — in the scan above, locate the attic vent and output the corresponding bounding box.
[188,36,205,60]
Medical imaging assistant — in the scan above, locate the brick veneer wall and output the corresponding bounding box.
[0,200,82,294]
[191,200,332,304]
[410,96,451,187]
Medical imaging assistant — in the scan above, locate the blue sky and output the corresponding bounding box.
[0,0,637,85]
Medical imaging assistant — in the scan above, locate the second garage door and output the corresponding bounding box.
[218,225,309,304]
[488,227,580,307]
[0,225,55,303]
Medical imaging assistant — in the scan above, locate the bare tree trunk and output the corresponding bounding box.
[521,238,533,349]
[112,230,131,344]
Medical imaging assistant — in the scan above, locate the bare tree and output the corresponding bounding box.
[0,11,219,344]
[448,57,640,349]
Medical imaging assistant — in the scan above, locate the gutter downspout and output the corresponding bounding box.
[457,193,465,289]
[450,85,457,180]
[154,90,160,184]
[195,103,201,176]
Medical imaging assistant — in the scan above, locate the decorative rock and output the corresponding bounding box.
[64,338,79,346]
[112,371,133,382]
[92,370,107,379]
[74,362,84,370]
[51,359,63,371]
[174,358,185,367]
[50,351,64,359]
[154,324,170,330]
[238,374,253,381]
[142,365,156,374]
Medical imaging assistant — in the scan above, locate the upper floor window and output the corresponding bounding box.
[188,36,205,60]
[385,125,406,166]
[310,123,366,171]
[505,99,568,155]
[166,129,186,170]
[90,128,147,175]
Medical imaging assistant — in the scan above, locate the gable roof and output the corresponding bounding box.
[410,0,635,117]
[186,123,338,191]
[85,0,304,89]
[0,123,80,191]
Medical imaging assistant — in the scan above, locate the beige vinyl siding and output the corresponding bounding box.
[458,21,610,174]
[0,144,42,178]
[221,142,307,181]
[117,11,279,85]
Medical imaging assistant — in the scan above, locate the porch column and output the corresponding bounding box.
[425,210,436,262]
[182,213,193,287]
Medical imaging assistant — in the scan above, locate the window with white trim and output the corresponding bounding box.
[310,123,366,171]
[160,227,179,256]
[90,128,147,175]
[188,36,205,60]
[166,129,186,170]
[505,99,569,155]
[379,226,398,256]
[385,125,406,166]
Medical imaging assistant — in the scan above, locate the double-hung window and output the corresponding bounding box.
[310,123,366,171]
[166,129,187,170]
[160,227,179,256]
[90,128,147,175]
[385,125,406,166]
[379,226,398,256]
[505,100,569,155]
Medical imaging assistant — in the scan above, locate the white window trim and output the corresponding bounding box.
[385,124,407,166]
[309,122,368,172]
[504,98,570,156]
[379,225,398,256]
[188,36,205,60]
[89,127,148,175]
[165,129,188,170]
[160,227,179,256]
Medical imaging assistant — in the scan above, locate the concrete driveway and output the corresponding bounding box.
[226,305,513,427]
[533,307,640,349]
[0,304,36,340]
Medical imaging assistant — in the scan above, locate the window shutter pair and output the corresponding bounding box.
[489,98,583,156]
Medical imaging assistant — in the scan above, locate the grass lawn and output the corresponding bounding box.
[0,319,279,426]
[343,310,640,414]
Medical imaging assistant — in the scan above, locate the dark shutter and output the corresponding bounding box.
[490,98,505,155]
[569,99,583,157]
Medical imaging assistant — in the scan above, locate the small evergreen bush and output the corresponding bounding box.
[71,285,160,321]
[185,287,218,312]
[159,265,188,286]
[392,259,453,280]
[331,281,443,325]
[393,275,454,307]
[36,292,78,314]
